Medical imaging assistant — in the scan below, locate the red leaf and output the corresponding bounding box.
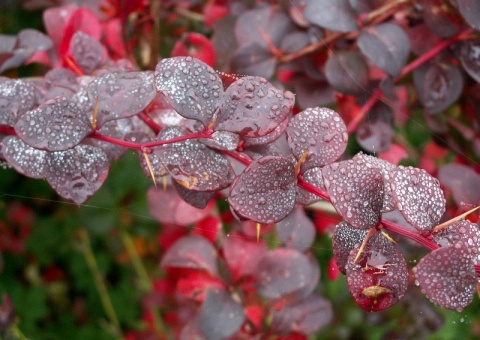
[177,271,224,302]
[171,32,215,67]
[192,216,222,244]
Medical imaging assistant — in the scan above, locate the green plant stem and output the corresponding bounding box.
[78,229,121,338]
[119,226,167,336]
[10,323,29,340]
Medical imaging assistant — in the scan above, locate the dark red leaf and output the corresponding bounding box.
[242,117,288,147]
[160,235,218,276]
[69,31,104,74]
[230,43,277,79]
[358,23,410,76]
[286,107,348,172]
[228,156,296,224]
[452,0,480,30]
[438,163,480,209]
[200,289,245,340]
[332,221,368,274]
[172,180,215,209]
[290,75,335,110]
[356,103,395,154]
[433,220,480,265]
[413,245,477,311]
[460,38,480,83]
[346,232,409,311]
[0,79,36,126]
[295,167,325,206]
[304,0,359,32]
[423,0,462,37]
[177,270,224,302]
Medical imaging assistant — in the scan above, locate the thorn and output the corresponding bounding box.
[64,55,84,76]
[432,206,480,233]
[381,231,397,244]
[256,223,261,242]
[162,173,167,191]
[353,227,377,264]
[143,151,157,188]
[294,150,309,176]
[92,97,99,130]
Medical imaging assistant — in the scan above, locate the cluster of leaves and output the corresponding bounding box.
[1,0,480,338]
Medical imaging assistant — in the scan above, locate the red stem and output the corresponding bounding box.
[0,126,16,135]
[138,112,162,134]
[223,150,253,166]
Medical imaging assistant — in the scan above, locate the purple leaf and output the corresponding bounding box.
[323,158,384,229]
[290,75,335,109]
[0,79,36,126]
[352,152,396,212]
[45,145,110,204]
[433,220,480,265]
[242,117,289,147]
[438,163,480,209]
[296,167,325,205]
[200,289,245,340]
[413,245,477,311]
[423,0,462,37]
[230,43,277,79]
[154,56,222,127]
[70,31,104,74]
[88,71,156,127]
[172,180,215,209]
[1,136,47,179]
[346,232,409,311]
[276,207,316,252]
[228,156,296,224]
[324,50,369,95]
[413,61,464,114]
[160,235,218,276]
[332,221,368,274]
[304,0,359,32]
[15,97,92,151]
[235,6,294,49]
[255,248,314,299]
[356,103,395,154]
[198,130,239,151]
[390,166,446,231]
[286,107,348,172]
[215,76,295,138]
[358,23,410,76]
[271,294,333,335]
[460,38,480,83]
[452,0,480,30]
[148,186,213,225]
[155,127,235,192]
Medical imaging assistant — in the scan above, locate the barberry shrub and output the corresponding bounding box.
[1,0,480,338]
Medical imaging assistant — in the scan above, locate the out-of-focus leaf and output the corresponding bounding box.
[304,0,359,32]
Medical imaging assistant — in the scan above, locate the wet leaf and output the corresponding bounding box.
[0,79,36,126]
[358,23,410,76]
[230,43,276,79]
[2,136,47,179]
[323,158,384,229]
[69,31,104,74]
[356,103,395,154]
[160,235,218,276]
[286,107,348,172]
[45,145,109,204]
[198,130,239,151]
[413,245,477,311]
[15,97,92,151]
[200,289,245,340]
[228,156,296,224]
[304,0,359,32]
[433,220,480,265]
[296,167,325,205]
[155,127,235,192]
[242,117,289,147]
[346,232,409,311]
[390,166,446,231]
[216,76,295,138]
[332,221,368,274]
[453,0,480,30]
[154,56,222,127]
[423,0,462,37]
[87,71,156,127]
[172,180,215,209]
